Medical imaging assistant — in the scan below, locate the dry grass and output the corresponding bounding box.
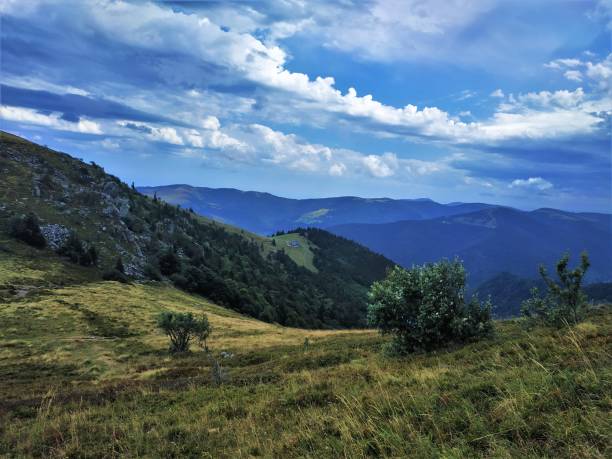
[0,252,610,457]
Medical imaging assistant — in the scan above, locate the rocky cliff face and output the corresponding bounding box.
[0,132,148,274]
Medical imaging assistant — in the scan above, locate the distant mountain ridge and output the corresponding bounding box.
[138,184,495,235]
[330,206,612,286]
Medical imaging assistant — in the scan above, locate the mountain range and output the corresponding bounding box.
[141,184,612,289]
[138,184,494,235]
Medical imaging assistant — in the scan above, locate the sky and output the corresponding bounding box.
[1,0,611,211]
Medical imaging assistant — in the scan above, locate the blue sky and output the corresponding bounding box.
[1,0,610,211]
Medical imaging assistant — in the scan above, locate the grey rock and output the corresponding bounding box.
[40,224,71,250]
[102,181,120,197]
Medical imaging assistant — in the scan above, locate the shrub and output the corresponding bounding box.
[144,262,162,281]
[102,258,128,283]
[9,213,46,248]
[368,260,492,354]
[57,232,97,266]
[158,249,180,276]
[156,311,211,353]
[521,252,590,326]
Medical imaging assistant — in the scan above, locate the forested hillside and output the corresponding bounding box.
[0,132,394,328]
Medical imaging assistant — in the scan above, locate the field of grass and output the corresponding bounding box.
[264,233,318,273]
[0,248,610,458]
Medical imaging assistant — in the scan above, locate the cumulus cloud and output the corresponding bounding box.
[3,1,609,149]
[509,177,553,191]
[201,116,221,131]
[117,119,246,150]
[585,54,612,89]
[329,162,347,176]
[514,88,585,109]
[546,53,612,90]
[490,89,505,98]
[19,1,608,146]
[362,153,399,178]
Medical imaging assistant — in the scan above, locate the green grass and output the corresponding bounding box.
[266,233,318,273]
[0,251,610,457]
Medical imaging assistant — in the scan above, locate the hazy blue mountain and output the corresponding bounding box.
[329,207,612,286]
[138,184,494,235]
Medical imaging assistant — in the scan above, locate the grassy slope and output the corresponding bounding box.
[267,233,318,273]
[0,252,610,457]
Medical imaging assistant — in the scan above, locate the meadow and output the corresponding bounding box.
[0,246,610,458]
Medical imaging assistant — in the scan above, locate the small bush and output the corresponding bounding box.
[156,311,211,353]
[521,252,590,326]
[102,260,128,283]
[144,262,162,281]
[57,232,97,266]
[9,213,46,248]
[368,260,492,354]
[158,249,180,276]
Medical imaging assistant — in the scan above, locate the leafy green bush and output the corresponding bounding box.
[521,252,590,326]
[156,311,211,353]
[368,260,492,354]
[9,213,46,248]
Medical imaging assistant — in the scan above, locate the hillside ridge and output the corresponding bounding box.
[0,131,394,328]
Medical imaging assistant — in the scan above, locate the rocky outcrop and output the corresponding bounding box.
[40,224,71,250]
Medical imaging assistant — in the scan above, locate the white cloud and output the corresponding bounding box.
[205,123,446,180]
[117,118,247,151]
[515,88,585,109]
[5,1,608,148]
[248,124,332,172]
[564,70,583,82]
[362,153,398,178]
[545,58,582,69]
[202,116,221,131]
[509,177,553,191]
[100,138,119,149]
[490,89,504,98]
[151,127,183,145]
[56,1,605,146]
[329,162,347,176]
[546,53,612,90]
[0,75,90,96]
[585,54,612,89]
[456,90,476,101]
[405,158,443,176]
[464,176,494,188]
[0,105,102,134]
